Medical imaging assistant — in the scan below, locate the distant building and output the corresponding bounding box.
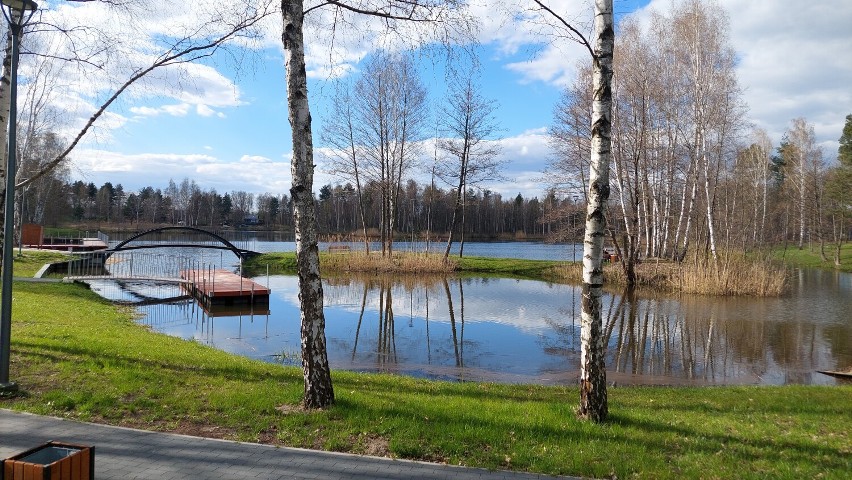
[243,214,262,226]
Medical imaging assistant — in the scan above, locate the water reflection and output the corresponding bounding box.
[89,268,851,386]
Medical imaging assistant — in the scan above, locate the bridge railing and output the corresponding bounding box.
[66,251,228,283]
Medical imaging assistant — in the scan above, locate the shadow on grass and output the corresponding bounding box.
[608,411,849,472]
[327,381,851,475]
[13,340,303,386]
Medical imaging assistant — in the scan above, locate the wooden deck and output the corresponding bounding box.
[180,269,270,306]
[30,238,109,252]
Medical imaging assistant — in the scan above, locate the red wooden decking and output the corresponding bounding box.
[180,269,270,305]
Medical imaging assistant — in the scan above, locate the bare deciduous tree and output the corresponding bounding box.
[783,118,822,250]
[436,69,503,259]
[354,52,428,256]
[321,83,372,251]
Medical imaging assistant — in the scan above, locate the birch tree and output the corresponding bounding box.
[532,0,613,422]
[354,52,428,256]
[548,1,744,267]
[321,83,371,251]
[548,63,592,203]
[578,0,613,422]
[783,118,821,249]
[731,128,771,249]
[281,0,474,409]
[673,0,743,262]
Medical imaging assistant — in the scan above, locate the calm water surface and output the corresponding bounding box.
[89,240,851,386]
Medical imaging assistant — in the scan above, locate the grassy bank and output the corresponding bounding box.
[10,250,69,277]
[248,251,789,295]
[771,242,852,272]
[2,281,849,479]
[245,251,566,281]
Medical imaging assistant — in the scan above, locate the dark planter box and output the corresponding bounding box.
[1,441,94,480]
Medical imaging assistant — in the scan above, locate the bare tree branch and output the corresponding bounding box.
[531,0,594,59]
[16,2,276,189]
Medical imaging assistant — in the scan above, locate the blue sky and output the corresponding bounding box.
[29,1,852,200]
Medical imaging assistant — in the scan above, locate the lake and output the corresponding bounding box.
[88,238,852,386]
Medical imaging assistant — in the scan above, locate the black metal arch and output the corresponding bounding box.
[108,226,259,260]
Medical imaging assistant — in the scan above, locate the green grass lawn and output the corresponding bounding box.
[11,250,68,277]
[771,242,852,272]
[2,281,849,479]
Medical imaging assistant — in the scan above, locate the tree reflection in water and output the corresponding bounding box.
[116,270,851,386]
[347,275,467,374]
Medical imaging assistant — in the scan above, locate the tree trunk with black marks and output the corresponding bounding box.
[578,0,613,423]
[282,0,333,409]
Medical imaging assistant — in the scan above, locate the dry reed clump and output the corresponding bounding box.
[634,254,788,296]
[673,254,788,296]
[554,254,788,297]
[321,251,457,274]
[552,262,584,283]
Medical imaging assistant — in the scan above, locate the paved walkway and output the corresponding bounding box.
[1,410,580,479]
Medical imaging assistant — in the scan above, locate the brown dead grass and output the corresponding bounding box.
[554,252,788,297]
[322,251,457,274]
[350,434,391,457]
[674,253,788,296]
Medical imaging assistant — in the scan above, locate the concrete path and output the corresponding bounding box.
[1,410,580,479]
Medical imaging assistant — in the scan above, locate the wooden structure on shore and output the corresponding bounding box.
[34,238,109,252]
[22,224,109,252]
[180,269,270,306]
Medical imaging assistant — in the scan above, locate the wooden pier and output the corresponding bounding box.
[180,269,270,306]
[31,238,109,252]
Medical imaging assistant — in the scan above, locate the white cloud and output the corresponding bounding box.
[716,0,852,156]
[489,0,852,158]
[504,45,585,87]
[196,104,217,117]
[129,106,162,117]
[162,103,191,117]
[29,2,248,149]
[129,103,191,118]
[495,128,550,166]
[70,150,293,195]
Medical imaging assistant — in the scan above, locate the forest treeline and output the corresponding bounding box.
[20,105,852,250]
[23,176,571,241]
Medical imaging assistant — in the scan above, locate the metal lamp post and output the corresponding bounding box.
[0,0,38,394]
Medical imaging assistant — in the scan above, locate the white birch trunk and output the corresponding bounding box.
[672,157,695,260]
[281,0,334,409]
[578,0,613,423]
[798,148,806,249]
[761,152,767,244]
[680,166,699,259]
[701,130,719,261]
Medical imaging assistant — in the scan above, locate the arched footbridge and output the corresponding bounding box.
[59,227,268,306]
[107,226,261,260]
